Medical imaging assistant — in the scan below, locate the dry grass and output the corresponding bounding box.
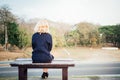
[0,47,120,62]
[52,47,120,62]
[0,51,30,61]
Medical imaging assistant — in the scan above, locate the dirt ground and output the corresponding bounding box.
[0,47,120,62]
[0,51,30,61]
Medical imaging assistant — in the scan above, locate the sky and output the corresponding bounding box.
[0,0,120,25]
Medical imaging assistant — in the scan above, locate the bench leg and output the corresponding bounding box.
[19,67,27,80]
[62,67,68,80]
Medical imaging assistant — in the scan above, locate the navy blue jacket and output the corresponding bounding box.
[32,32,53,63]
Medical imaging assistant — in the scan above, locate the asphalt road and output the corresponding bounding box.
[0,60,120,80]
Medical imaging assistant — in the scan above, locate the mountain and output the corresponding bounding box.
[26,18,72,34]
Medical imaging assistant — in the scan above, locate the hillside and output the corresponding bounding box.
[24,18,72,34]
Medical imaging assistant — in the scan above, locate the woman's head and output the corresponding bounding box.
[34,19,49,33]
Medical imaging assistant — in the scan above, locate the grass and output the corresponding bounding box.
[51,47,120,62]
[1,47,120,61]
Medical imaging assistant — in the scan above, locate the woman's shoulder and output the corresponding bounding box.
[43,33,52,40]
[32,32,39,37]
[42,33,51,36]
[46,33,52,36]
[34,32,40,35]
[46,33,52,38]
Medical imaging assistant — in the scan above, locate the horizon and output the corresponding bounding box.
[0,0,120,25]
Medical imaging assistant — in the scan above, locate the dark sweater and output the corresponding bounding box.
[32,32,53,63]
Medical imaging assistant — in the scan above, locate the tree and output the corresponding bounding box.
[64,22,100,47]
[0,5,30,50]
[99,24,120,48]
[89,30,100,47]
[64,30,79,47]
[18,28,29,49]
[112,24,120,47]
[76,22,99,46]
[7,22,19,46]
[50,27,65,47]
[0,5,16,50]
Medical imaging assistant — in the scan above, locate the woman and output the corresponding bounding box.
[32,19,54,79]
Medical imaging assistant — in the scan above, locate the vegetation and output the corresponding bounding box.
[65,22,100,47]
[0,5,120,51]
[65,23,120,48]
[99,24,120,48]
[0,5,30,50]
[0,5,16,50]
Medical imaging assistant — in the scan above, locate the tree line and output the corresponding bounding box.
[0,6,30,50]
[99,24,120,48]
[0,6,120,51]
[65,23,120,48]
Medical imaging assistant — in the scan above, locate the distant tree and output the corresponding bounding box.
[64,22,101,47]
[0,5,30,50]
[50,27,65,47]
[0,5,16,50]
[18,28,29,49]
[0,21,30,49]
[17,19,35,48]
[89,30,100,47]
[64,30,79,47]
[76,22,99,46]
[114,24,120,47]
[7,22,19,46]
[99,24,120,48]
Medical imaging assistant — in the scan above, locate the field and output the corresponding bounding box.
[0,47,120,62]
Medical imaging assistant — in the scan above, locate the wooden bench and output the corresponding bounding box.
[10,59,75,80]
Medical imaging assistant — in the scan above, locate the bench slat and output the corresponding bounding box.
[10,63,75,68]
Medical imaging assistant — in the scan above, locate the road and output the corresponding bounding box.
[0,60,120,80]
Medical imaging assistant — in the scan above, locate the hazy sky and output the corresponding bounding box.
[0,0,120,25]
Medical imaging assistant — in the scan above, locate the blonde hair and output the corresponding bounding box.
[34,19,49,33]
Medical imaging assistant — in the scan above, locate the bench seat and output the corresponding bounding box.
[10,60,75,80]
